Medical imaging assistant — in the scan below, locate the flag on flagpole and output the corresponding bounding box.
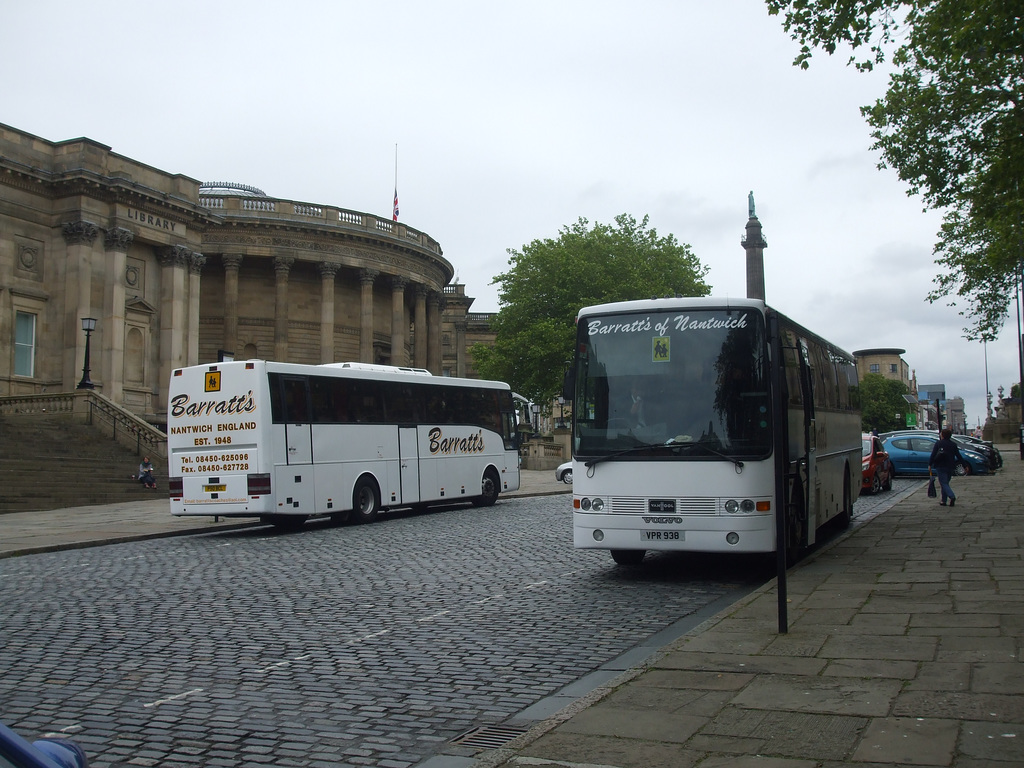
[393,188,399,221]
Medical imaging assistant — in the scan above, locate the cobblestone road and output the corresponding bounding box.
[0,483,918,768]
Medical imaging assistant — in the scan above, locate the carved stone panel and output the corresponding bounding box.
[14,236,44,281]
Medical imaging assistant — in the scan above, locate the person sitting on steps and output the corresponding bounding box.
[138,456,157,489]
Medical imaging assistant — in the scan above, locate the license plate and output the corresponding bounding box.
[204,484,227,492]
[649,499,676,512]
[642,530,683,541]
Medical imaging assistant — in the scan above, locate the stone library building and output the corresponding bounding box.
[0,123,495,425]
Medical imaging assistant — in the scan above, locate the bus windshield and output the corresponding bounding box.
[574,308,772,460]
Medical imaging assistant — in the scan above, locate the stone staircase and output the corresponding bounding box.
[0,416,162,513]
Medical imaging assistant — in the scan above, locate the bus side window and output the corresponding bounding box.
[283,377,310,423]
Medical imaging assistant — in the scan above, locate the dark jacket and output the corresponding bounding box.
[929,437,963,473]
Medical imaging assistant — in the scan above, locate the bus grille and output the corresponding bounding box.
[610,497,717,515]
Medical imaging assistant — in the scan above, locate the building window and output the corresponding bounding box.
[890,363,898,374]
[869,364,880,373]
[14,311,35,377]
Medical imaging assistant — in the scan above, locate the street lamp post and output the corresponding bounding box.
[531,403,540,435]
[76,317,97,390]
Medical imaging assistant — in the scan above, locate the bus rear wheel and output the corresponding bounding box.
[472,468,500,507]
[611,549,646,566]
[352,477,380,524]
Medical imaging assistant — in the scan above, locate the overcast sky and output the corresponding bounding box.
[3,0,1018,427]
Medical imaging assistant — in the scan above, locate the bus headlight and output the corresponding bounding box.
[578,497,605,512]
[593,529,604,542]
[725,499,739,513]
[726,532,740,545]
[580,497,591,511]
[592,497,605,511]
[740,499,756,513]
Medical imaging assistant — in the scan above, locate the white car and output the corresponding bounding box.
[555,461,572,484]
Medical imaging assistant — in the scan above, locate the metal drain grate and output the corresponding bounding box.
[450,724,529,750]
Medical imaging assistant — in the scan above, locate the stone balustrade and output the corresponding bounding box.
[199,194,442,255]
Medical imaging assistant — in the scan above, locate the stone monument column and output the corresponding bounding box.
[742,191,767,302]
[158,245,190,410]
[103,227,134,403]
[61,221,99,390]
[187,251,206,366]
[359,269,378,363]
[222,254,243,358]
[426,291,442,374]
[273,256,295,361]
[390,276,408,367]
[413,285,428,369]
[318,261,339,363]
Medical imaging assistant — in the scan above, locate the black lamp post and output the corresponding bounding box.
[531,403,540,435]
[76,317,97,390]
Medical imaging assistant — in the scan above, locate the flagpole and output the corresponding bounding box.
[393,143,399,222]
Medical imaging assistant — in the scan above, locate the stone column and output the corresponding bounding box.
[742,206,768,302]
[222,254,243,358]
[390,276,408,367]
[274,256,295,361]
[187,251,206,365]
[319,261,339,363]
[61,221,100,390]
[103,227,134,403]
[426,291,442,374]
[158,245,190,410]
[455,318,467,378]
[413,285,428,369]
[359,268,378,363]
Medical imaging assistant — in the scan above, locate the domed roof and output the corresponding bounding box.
[199,181,267,197]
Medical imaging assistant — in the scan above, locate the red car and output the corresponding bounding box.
[861,433,894,494]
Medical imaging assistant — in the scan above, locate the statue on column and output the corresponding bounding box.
[748,191,756,219]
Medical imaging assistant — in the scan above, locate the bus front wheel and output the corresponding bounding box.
[472,468,501,507]
[352,477,380,524]
[611,549,646,566]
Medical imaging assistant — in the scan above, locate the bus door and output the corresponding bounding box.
[276,375,314,512]
[399,427,421,504]
[798,339,818,543]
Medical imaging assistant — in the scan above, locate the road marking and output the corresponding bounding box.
[417,610,451,622]
[143,688,203,708]
[473,595,504,604]
[351,629,390,643]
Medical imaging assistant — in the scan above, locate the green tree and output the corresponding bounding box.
[855,372,911,432]
[765,0,1024,340]
[472,214,710,405]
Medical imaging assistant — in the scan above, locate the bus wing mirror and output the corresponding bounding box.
[561,366,575,401]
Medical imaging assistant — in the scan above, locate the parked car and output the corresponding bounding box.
[0,719,88,768]
[861,433,894,494]
[880,429,1002,472]
[881,434,990,476]
[555,461,572,484]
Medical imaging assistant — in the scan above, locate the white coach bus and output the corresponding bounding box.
[167,361,521,529]
[568,297,860,565]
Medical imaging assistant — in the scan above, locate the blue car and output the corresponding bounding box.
[0,719,88,768]
[881,434,989,476]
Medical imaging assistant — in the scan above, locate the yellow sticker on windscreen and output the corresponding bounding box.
[653,337,670,362]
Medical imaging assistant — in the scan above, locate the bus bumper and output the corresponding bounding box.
[573,512,776,553]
